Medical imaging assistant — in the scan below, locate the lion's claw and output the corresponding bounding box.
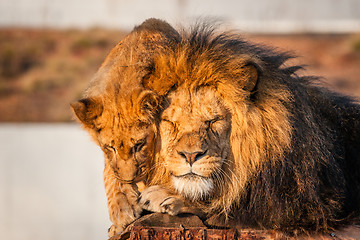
[139,185,184,215]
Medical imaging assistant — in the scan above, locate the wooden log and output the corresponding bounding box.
[109,213,360,240]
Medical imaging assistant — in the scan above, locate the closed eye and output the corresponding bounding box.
[161,118,172,123]
[134,139,146,152]
[161,119,177,129]
[104,144,116,153]
[206,116,224,126]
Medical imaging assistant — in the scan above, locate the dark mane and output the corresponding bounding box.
[147,21,360,234]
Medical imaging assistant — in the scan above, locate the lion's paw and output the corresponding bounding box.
[120,183,143,217]
[139,185,184,216]
[107,204,139,237]
[108,224,123,238]
[159,196,184,215]
[107,188,142,237]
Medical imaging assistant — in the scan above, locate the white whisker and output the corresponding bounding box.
[221,160,242,187]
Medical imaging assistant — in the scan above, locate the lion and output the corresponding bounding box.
[71,19,186,237]
[143,22,360,234]
[72,87,186,236]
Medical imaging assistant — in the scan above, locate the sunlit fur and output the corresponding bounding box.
[155,86,232,202]
[146,22,360,233]
[71,19,180,236]
[80,87,158,235]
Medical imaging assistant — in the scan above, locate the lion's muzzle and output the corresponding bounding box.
[177,149,208,165]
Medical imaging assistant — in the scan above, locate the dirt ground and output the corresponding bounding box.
[0,29,359,122]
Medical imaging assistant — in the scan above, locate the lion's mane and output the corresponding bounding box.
[145,23,360,232]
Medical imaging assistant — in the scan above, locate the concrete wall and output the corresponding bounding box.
[0,0,360,32]
[0,124,110,240]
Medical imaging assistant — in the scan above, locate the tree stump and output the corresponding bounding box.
[109,213,360,240]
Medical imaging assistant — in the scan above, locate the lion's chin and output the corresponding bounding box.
[171,174,214,201]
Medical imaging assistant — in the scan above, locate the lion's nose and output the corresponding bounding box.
[178,150,207,165]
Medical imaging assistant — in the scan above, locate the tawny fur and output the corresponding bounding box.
[144,22,360,234]
[71,19,182,237]
[72,18,360,235]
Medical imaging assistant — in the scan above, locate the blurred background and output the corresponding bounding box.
[0,1,359,240]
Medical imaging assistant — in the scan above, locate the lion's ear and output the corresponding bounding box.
[134,18,180,39]
[138,90,160,119]
[242,63,259,93]
[70,97,103,129]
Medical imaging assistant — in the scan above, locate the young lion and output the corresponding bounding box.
[71,87,179,236]
[71,19,185,237]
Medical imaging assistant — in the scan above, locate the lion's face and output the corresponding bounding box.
[71,88,159,183]
[98,120,156,183]
[158,86,232,200]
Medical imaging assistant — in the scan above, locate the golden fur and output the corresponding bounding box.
[71,19,182,236]
[144,21,360,233]
[72,87,159,235]
[72,18,360,234]
[148,34,292,215]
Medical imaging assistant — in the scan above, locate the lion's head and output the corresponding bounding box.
[71,87,159,183]
[147,24,293,216]
[158,86,232,200]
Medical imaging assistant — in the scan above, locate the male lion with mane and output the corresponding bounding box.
[142,21,360,234]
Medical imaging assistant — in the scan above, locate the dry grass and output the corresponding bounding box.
[0,29,359,122]
[0,28,126,121]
